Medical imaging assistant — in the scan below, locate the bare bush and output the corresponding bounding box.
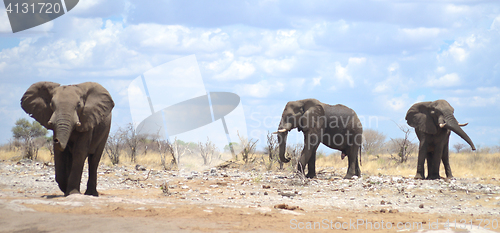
[120,123,146,163]
[453,143,467,153]
[237,132,258,164]
[286,143,303,171]
[171,138,193,166]
[104,130,124,165]
[388,124,416,163]
[198,138,218,166]
[265,132,282,170]
[362,129,386,155]
[157,139,176,170]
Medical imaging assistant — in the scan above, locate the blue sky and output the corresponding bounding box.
[0,0,499,151]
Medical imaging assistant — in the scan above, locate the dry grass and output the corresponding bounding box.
[316,152,500,179]
[1,149,499,179]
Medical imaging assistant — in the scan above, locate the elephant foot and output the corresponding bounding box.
[414,173,425,179]
[305,173,316,178]
[425,175,440,180]
[84,189,99,197]
[343,174,354,179]
[65,189,81,196]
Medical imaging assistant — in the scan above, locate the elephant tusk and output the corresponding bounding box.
[272,129,287,134]
[458,122,468,127]
[76,121,81,127]
[439,123,446,128]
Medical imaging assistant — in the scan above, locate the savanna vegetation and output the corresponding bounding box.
[2,118,499,179]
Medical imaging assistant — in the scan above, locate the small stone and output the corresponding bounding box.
[476,195,481,199]
[419,204,424,208]
[264,191,268,195]
[279,190,296,197]
[389,209,399,213]
[381,200,386,205]
[380,208,387,213]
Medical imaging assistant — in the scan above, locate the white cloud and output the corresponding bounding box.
[387,94,409,111]
[312,76,321,86]
[426,73,461,87]
[236,80,284,98]
[448,87,500,107]
[334,62,353,87]
[214,60,255,81]
[0,62,6,72]
[491,15,500,31]
[259,57,296,74]
[398,27,442,42]
[0,9,10,32]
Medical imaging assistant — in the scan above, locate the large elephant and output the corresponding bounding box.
[21,82,114,196]
[405,99,475,180]
[274,99,363,179]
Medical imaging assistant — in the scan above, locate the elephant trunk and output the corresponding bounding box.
[52,113,77,151]
[278,132,290,163]
[443,114,476,151]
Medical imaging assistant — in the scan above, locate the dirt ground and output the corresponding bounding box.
[1,159,499,233]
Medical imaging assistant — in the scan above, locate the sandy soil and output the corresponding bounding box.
[1,159,499,233]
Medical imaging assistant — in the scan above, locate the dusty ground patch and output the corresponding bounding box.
[1,159,499,232]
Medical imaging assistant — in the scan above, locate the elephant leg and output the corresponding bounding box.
[442,140,453,178]
[306,145,318,178]
[355,146,361,177]
[425,151,432,179]
[415,142,427,179]
[344,146,359,179]
[85,143,105,196]
[427,144,444,180]
[65,147,87,196]
[298,133,319,178]
[54,147,71,194]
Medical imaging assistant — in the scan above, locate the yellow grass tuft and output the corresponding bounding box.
[316,152,500,179]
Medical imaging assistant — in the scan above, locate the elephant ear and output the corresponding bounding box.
[300,101,325,133]
[20,82,60,128]
[76,82,114,132]
[405,102,437,134]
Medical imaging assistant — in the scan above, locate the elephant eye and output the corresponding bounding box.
[76,102,82,109]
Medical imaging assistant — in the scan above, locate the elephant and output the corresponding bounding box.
[21,82,114,196]
[405,99,475,180]
[274,99,363,179]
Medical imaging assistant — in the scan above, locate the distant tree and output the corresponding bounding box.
[362,129,386,155]
[388,124,416,163]
[11,118,48,160]
[453,143,466,153]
